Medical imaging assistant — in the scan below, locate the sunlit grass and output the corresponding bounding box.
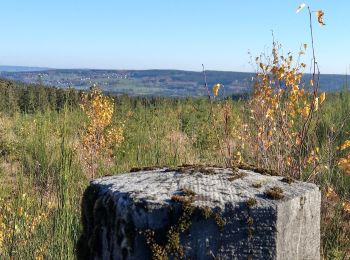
[0,89,349,259]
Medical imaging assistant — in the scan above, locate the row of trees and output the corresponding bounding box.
[0,79,81,114]
[0,76,251,116]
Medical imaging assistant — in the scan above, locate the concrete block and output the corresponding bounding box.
[77,166,321,260]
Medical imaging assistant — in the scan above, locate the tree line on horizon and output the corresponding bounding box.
[0,79,81,114]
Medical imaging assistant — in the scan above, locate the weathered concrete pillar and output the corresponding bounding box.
[77,166,320,260]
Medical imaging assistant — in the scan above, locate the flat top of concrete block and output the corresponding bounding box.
[91,166,319,210]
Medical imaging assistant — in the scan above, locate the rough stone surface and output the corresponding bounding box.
[77,166,321,260]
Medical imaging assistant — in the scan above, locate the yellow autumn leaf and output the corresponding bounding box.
[325,186,338,201]
[343,201,350,214]
[233,151,242,163]
[302,105,310,117]
[320,92,326,104]
[296,3,306,13]
[259,63,267,71]
[212,83,221,97]
[292,85,299,94]
[315,10,326,26]
[313,97,319,111]
[265,108,274,119]
[339,140,350,151]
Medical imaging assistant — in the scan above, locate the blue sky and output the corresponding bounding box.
[0,1,349,74]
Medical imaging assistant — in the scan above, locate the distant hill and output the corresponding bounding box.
[0,65,51,72]
[0,68,348,97]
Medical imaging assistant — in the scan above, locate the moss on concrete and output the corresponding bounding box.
[265,186,284,200]
[246,198,258,208]
[281,176,295,184]
[228,172,248,182]
[143,186,226,259]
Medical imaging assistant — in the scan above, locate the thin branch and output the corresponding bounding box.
[202,64,211,100]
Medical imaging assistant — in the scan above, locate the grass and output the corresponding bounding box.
[0,91,349,259]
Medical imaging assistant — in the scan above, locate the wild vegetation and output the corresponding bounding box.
[0,75,349,259]
[0,3,349,260]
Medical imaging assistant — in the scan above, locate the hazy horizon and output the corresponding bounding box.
[2,65,350,78]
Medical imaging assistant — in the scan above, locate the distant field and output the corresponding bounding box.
[1,68,348,97]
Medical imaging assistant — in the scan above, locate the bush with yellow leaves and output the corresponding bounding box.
[245,41,326,179]
[80,86,124,178]
[242,3,328,179]
[0,193,53,259]
[338,140,350,176]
